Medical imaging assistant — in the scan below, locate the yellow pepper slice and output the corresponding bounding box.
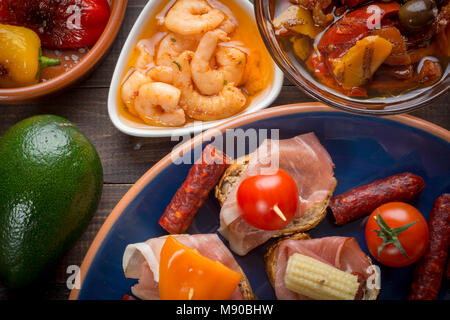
[159,236,242,300]
[331,36,393,90]
[273,5,323,39]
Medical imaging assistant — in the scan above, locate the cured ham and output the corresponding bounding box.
[219,133,336,255]
[122,234,245,300]
[274,236,373,300]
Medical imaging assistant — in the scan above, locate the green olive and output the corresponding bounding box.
[399,0,438,32]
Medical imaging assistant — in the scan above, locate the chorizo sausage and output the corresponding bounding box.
[446,258,450,281]
[409,194,450,300]
[330,172,425,225]
[159,144,230,234]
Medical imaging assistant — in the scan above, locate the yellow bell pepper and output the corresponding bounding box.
[0,24,60,88]
[290,35,312,60]
[273,5,323,39]
[159,236,242,300]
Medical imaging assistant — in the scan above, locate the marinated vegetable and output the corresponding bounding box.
[399,0,438,32]
[273,0,449,97]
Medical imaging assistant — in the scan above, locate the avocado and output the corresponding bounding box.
[0,115,103,288]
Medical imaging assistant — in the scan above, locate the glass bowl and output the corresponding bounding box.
[254,0,450,115]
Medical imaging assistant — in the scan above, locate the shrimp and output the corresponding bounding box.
[164,0,225,36]
[133,33,167,69]
[134,41,154,69]
[191,30,247,95]
[134,82,186,127]
[173,51,247,121]
[121,70,153,116]
[156,33,198,68]
[218,19,237,34]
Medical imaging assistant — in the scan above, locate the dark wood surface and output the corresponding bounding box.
[0,1,448,300]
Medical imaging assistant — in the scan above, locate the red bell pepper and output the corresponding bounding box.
[341,0,369,8]
[0,0,110,49]
[318,2,400,59]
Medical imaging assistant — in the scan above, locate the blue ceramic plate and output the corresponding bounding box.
[71,103,450,300]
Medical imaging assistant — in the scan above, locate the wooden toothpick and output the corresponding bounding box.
[273,204,287,221]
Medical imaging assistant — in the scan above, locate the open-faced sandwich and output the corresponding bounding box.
[157,133,337,256]
[122,234,255,300]
[215,132,337,255]
[265,233,380,300]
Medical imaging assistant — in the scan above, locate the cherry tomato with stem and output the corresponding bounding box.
[365,202,429,267]
[236,169,298,231]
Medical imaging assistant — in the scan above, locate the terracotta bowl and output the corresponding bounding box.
[0,0,128,104]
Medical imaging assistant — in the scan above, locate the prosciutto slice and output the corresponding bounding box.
[219,133,335,255]
[274,236,373,300]
[122,234,245,300]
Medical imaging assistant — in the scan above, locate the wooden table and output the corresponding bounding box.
[0,1,449,300]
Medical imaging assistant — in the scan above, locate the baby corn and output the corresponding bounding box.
[284,253,359,300]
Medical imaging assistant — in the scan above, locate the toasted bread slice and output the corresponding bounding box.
[238,272,257,300]
[264,232,311,288]
[215,156,337,236]
[264,233,380,300]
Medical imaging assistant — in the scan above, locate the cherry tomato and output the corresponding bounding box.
[236,169,298,231]
[365,202,429,268]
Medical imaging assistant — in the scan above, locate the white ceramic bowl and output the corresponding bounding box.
[108,0,283,137]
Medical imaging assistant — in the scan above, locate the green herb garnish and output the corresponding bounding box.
[372,209,417,259]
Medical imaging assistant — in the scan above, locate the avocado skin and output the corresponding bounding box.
[0,115,103,288]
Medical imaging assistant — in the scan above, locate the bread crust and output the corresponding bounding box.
[264,233,310,289]
[238,271,257,300]
[215,155,250,206]
[264,233,380,300]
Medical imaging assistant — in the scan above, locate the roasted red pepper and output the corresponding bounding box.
[341,0,370,8]
[0,0,110,49]
[318,2,400,59]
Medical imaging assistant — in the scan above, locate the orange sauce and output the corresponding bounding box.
[117,0,274,128]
